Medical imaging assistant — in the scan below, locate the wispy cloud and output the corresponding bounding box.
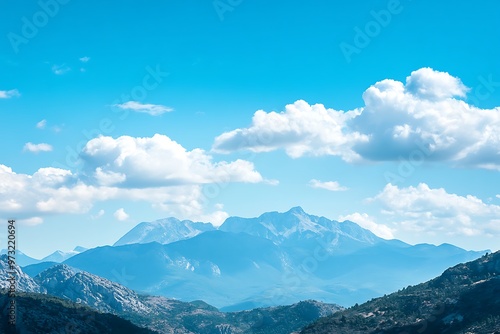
[19,217,44,226]
[79,56,90,63]
[114,208,129,221]
[36,119,47,129]
[309,179,348,191]
[91,209,105,220]
[52,64,71,75]
[23,142,53,153]
[0,89,20,99]
[114,101,173,116]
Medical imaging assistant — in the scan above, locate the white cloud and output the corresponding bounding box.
[213,100,367,161]
[114,208,129,221]
[0,89,20,99]
[79,56,90,63]
[309,179,348,191]
[264,179,280,186]
[36,119,47,129]
[497,195,500,199]
[114,101,173,116]
[196,209,228,227]
[371,183,500,238]
[213,68,500,170]
[339,212,394,239]
[81,134,264,187]
[19,217,44,226]
[23,142,53,153]
[0,134,268,224]
[52,64,71,75]
[405,67,469,100]
[0,163,225,223]
[0,165,107,219]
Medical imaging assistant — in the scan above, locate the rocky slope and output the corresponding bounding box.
[1,256,342,333]
[0,292,154,334]
[300,251,500,334]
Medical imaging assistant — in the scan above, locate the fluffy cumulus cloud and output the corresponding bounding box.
[309,179,348,191]
[371,183,500,238]
[213,100,367,161]
[213,68,500,170]
[81,134,263,187]
[405,67,469,100]
[339,212,394,239]
[0,165,108,219]
[114,208,129,221]
[23,142,53,153]
[0,134,266,225]
[114,101,173,116]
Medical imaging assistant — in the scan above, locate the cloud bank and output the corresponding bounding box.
[0,134,266,225]
[213,68,500,170]
[371,183,500,238]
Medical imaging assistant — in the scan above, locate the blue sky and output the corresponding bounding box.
[1,0,499,258]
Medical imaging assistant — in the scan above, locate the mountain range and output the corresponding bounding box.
[1,255,343,333]
[43,207,488,310]
[3,206,497,332]
[1,246,87,267]
[4,250,500,333]
[114,217,216,246]
[301,251,500,333]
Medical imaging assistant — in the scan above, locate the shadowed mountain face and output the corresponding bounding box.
[59,207,486,310]
[300,251,500,334]
[0,292,155,334]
